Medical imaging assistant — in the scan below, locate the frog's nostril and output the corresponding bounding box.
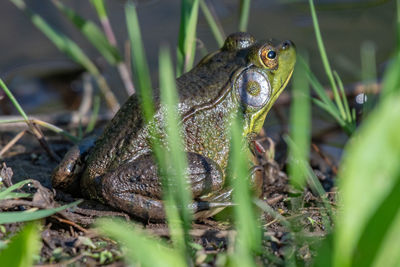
[282,40,294,50]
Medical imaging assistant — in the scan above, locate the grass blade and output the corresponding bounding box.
[299,58,356,134]
[333,71,352,122]
[285,136,327,199]
[371,208,400,267]
[90,0,107,19]
[0,223,40,267]
[125,2,154,121]
[381,52,400,98]
[238,0,251,32]
[0,200,82,224]
[89,0,135,95]
[199,0,225,47]
[334,94,400,267]
[288,56,310,189]
[177,0,200,75]
[0,79,79,143]
[97,219,186,267]
[0,180,32,200]
[159,47,193,259]
[299,58,337,114]
[126,4,192,260]
[52,0,121,65]
[0,79,29,122]
[308,0,345,119]
[229,117,260,266]
[10,0,98,75]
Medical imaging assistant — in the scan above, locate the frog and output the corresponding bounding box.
[52,32,296,221]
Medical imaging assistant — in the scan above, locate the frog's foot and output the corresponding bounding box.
[96,152,225,221]
[250,165,264,197]
[51,135,96,193]
[193,187,234,219]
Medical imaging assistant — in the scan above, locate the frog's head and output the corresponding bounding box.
[224,33,296,138]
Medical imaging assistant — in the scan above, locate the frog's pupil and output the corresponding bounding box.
[267,51,276,59]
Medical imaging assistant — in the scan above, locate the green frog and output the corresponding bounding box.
[52,32,296,221]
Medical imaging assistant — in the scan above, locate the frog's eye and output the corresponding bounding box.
[260,46,278,70]
[235,69,271,108]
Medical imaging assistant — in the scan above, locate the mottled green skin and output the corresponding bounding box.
[52,32,296,220]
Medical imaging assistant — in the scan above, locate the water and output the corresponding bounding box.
[0,0,395,85]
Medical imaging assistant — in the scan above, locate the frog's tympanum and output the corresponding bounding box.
[52,33,296,221]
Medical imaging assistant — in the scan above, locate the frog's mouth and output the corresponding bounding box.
[272,68,294,100]
[265,68,294,115]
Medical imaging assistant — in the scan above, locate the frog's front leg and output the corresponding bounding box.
[52,135,97,192]
[95,152,228,221]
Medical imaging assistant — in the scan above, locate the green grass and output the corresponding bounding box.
[308,0,356,135]
[288,54,311,189]
[199,0,225,47]
[228,117,261,266]
[333,92,400,267]
[177,0,200,76]
[0,200,82,224]
[0,223,40,267]
[125,2,155,121]
[51,0,121,65]
[239,0,251,32]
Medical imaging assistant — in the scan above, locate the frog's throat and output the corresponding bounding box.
[181,67,245,123]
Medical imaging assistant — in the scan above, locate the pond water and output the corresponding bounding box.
[0,0,395,85]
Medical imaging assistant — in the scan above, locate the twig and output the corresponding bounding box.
[125,40,132,80]
[117,62,135,95]
[35,253,86,267]
[93,74,120,113]
[311,143,338,175]
[0,117,79,143]
[53,215,88,233]
[29,122,61,161]
[99,14,135,95]
[147,227,234,238]
[78,74,94,118]
[266,195,284,205]
[0,199,47,209]
[0,112,113,131]
[0,130,26,158]
[265,218,278,227]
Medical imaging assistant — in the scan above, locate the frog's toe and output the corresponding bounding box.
[192,201,235,219]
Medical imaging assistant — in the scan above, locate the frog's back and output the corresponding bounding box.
[176,48,247,109]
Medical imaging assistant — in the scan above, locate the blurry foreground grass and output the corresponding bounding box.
[1,0,400,266]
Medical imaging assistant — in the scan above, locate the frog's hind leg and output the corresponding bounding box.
[96,154,166,221]
[96,152,226,221]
